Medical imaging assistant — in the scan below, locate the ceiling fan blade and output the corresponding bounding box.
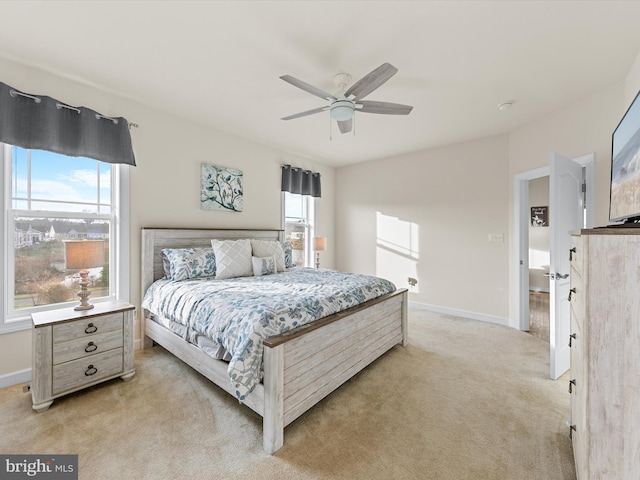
[280,75,336,101]
[345,63,398,100]
[337,118,352,134]
[358,100,413,115]
[281,106,328,121]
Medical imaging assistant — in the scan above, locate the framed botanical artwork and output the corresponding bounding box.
[531,206,548,227]
[200,163,243,212]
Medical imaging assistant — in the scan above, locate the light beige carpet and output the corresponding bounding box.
[0,309,576,480]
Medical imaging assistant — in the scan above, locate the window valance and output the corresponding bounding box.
[0,81,136,166]
[281,164,321,198]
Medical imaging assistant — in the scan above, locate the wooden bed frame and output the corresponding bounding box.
[140,227,408,454]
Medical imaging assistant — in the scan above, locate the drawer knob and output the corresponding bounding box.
[568,288,576,302]
[85,365,98,376]
[84,342,98,353]
[569,247,576,261]
[569,333,576,347]
[85,323,98,334]
[569,379,576,394]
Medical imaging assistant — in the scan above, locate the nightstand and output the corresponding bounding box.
[31,302,135,412]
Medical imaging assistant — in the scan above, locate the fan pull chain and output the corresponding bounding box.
[329,112,332,141]
[353,112,356,136]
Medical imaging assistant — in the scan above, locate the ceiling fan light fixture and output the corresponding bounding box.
[280,63,413,134]
[330,100,354,121]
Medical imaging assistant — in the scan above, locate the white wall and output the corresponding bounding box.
[625,50,640,104]
[0,57,335,378]
[336,135,511,323]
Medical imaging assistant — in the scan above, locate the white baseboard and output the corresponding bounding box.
[0,368,31,389]
[409,301,510,327]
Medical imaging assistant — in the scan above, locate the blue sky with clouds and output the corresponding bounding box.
[11,147,110,213]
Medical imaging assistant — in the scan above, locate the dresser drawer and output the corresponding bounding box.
[569,265,584,331]
[570,309,583,378]
[569,305,587,478]
[53,347,123,395]
[570,235,583,277]
[53,329,123,365]
[53,312,123,343]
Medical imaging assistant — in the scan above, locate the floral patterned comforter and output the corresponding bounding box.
[141,267,396,402]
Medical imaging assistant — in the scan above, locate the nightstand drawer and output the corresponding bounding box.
[53,312,123,343]
[53,329,123,365]
[32,302,135,412]
[53,347,123,395]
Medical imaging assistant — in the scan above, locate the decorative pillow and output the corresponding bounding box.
[160,248,216,281]
[250,239,285,272]
[282,241,294,268]
[211,239,253,279]
[252,256,276,277]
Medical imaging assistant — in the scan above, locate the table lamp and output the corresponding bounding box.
[65,240,105,311]
[313,236,327,269]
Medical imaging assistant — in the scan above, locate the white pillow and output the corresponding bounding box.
[210,239,252,279]
[252,256,276,276]
[250,239,285,272]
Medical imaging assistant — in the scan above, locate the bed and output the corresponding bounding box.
[140,228,408,454]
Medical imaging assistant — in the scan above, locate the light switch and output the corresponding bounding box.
[488,233,504,242]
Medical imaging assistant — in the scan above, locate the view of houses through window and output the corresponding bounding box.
[13,218,110,310]
[7,145,114,314]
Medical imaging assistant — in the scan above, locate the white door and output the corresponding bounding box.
[549,153,584,380]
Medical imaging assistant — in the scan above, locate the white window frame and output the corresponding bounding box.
[0,145,130,334]
[282,192,315,267]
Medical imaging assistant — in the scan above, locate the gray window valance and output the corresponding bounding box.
[0,82,136,166]
[281,164,321,198]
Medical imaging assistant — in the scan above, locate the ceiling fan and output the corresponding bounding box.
[280,62,413,134]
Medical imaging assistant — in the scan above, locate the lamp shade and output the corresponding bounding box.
[313,236,327,252]
[65,240,105,269]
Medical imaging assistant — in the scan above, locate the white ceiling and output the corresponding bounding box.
[2,1,640,167]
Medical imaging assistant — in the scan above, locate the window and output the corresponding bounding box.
[1,144,130,333]
[283,192,315,267]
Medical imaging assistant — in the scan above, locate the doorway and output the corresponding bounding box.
[513,165,549,333]
[513,153,595,377]
[528,176,550,342]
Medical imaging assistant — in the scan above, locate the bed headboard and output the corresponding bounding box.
[141,228,284,296]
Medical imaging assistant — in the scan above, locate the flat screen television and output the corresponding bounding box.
[610,89,640,225]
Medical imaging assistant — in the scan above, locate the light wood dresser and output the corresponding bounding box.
[568,228,640,480]
[31,302,135,412]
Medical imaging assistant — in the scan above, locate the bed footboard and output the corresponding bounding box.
[262,289,407,454]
